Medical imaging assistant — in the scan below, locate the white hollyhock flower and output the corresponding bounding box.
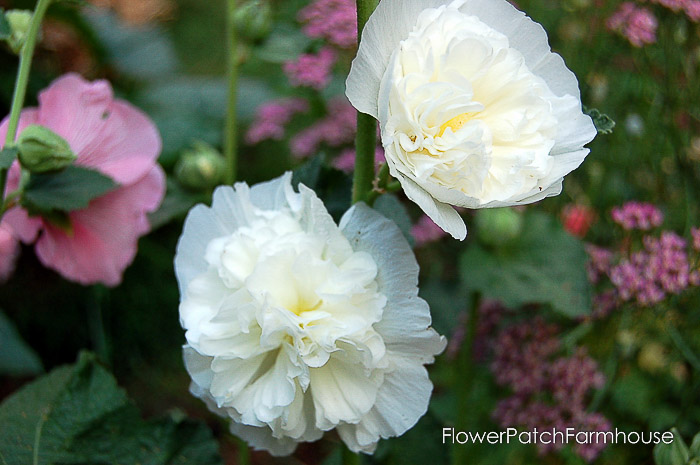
[346,0,597,240]
[175,173,446,456]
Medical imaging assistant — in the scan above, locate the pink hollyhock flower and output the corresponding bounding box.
[0,73,165,286]
[290,97,356,158]
[0,222,20,282]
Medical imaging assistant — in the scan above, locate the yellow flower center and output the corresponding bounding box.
[439,112,475,136]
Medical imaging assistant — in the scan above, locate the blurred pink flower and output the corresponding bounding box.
[283,47,336,90]
[290,97,356,158]
[685,0,700,21]
[607,3,658,47]
[411,214,447,247]
[245,98,308,144]
[332,146,385,173]
[561,204,595,238]
[0,222,20,282]
[298,0,357,48]
[0,73,165,287]
[611,201,663,230]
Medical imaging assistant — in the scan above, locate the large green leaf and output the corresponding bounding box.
[459,211,591,317]
[654,428,689,465]
[0,352,222,465]
[22,165,117,214]
[0,310,43,376]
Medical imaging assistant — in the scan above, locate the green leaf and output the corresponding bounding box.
[0,146,17,170]
[0,310,43,376]
[0,352,222,465]
[22,165,117,214]
[373,194,414,247]
[292,154,323,190]
[690,432,700,456]
[654,428,689,465]
[459,211,592,317]
[0,8,10,40]
[584,107,616,135]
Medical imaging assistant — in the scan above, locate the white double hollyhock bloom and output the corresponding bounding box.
[175,173,446,455]
[346,0,597,240]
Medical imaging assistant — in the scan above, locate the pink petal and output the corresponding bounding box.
[0,222,20,282]
[34,73,161,185]
[34,165,166,286]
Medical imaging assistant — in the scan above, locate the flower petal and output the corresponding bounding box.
[346,0,446,117]
[399,175,467,240]
[34,165,165,286]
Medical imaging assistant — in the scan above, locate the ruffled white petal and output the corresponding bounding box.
[178,174,444,455]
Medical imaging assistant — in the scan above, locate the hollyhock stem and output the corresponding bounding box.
[223,0,239,185]
[351,0,379,204]
[0,0,52,216]
[234,437,250,465]
[342,444,361,465]
[452,294,479,465]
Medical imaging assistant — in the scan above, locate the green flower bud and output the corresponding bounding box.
[233,0,272,43]
[175,142,226,191]
[474,208,523,247]
[17,125,76,173]
[5,10,32,55]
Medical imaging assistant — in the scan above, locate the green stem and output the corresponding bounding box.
[451,294,480,465]
[234,436,250,465]
[223,0,239,185]
[342,444,361,465]
[88,286,111,365]
[0,0,53,220]
[351,0,379,205]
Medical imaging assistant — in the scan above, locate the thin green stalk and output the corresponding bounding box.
[223,0,239,185]
[234,436,250,465]
[0,0,53,219]
[351,0,379,205]
[451,294,480,465]
[342,444,361,465]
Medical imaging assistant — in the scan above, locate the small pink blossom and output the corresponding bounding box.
[0,73,165,286]
[684,0,700,20]
[245,98,308,144]
[607,3,658,47]
[290,97,356,158]
[332,146,385,173]
[411,214,447,247]
[611,201,663,230]
[0,222,20,282]
[283,47,336,90]
[652,0,685,11]
[692,227,700,251]
[298,0,357,48]
[561,204,595,238]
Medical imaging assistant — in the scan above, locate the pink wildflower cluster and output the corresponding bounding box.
[446,299,506,361]
[611,201,663,230]
[245,98,308,144]
[651,0,700,20]
[411,214,447,247]
[290,98,356,158]
[298,0,357,48]
[610,232,693,305]
[0,74,165,286]
[585,204,700,313]
[491,318,609,461]
[283,47,336,90]
[332,146,385,173]
[606,3,658,47]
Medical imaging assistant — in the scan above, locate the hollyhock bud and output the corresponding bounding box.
[16,125,76,173]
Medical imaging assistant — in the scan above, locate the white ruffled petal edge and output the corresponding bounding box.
[339,203,446,452]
